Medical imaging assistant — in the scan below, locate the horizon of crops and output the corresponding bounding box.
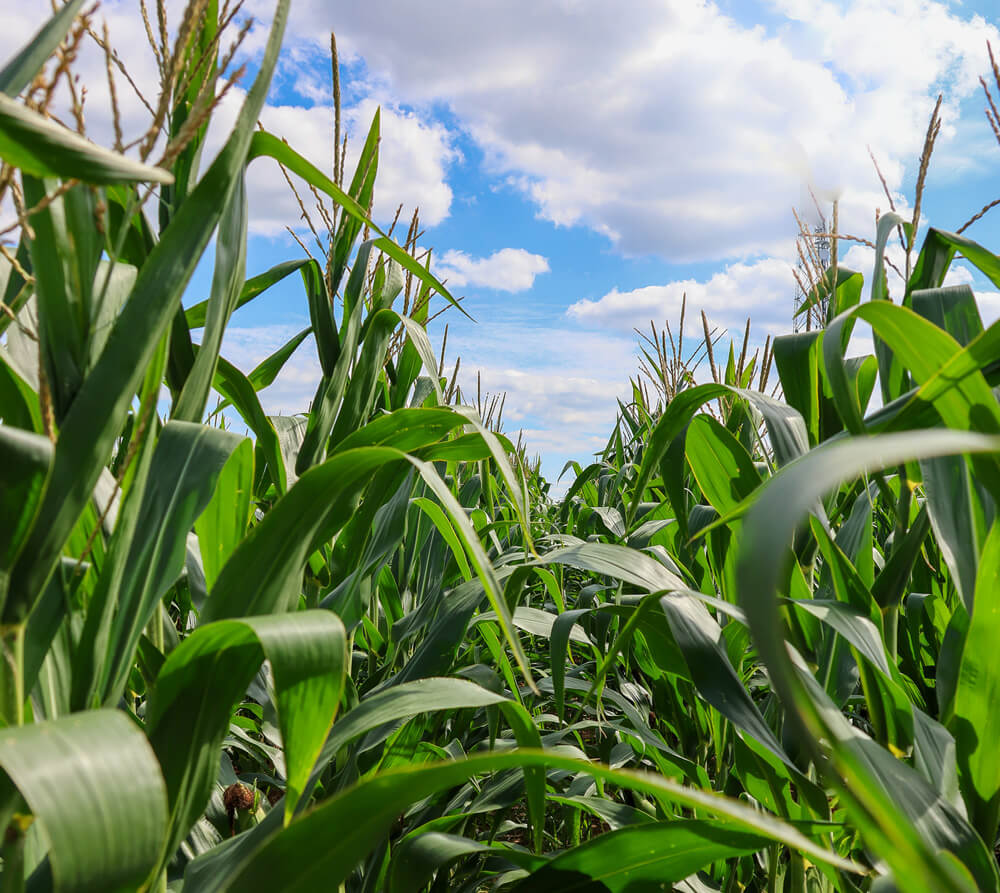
[3,3,1000,892]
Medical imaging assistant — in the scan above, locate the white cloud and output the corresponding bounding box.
[977,292,1000,327]
[342,98,458,227]
[262,0,1000,261]
[942,264,974,287]
[458,365,626,429]
[568,257,795,334]
[436,248,549,292]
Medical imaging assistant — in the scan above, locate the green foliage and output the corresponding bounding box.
[3,5,1000,892]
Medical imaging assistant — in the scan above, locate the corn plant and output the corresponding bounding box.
[4,3,1000,892]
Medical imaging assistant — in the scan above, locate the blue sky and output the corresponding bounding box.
[5,0,1000,480]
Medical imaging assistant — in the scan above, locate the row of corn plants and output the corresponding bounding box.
[3,3,1000,891]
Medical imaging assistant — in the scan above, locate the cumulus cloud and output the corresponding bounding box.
[259,0,999,261]
[436,248,549,292]
[568,257,796,334]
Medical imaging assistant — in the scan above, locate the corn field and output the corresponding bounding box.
[3,3,1000,891]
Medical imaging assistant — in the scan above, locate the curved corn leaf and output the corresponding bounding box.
[0,426,51,584]
[184,677,517,893]
[951,519,1000,843]
[184,259,309,328]
[87,422,245,707]
[146,610,347,856]
[226,750,862,891]
[0,710,167,891]
[173,172,248,422]
[737,429,1000,891]
[246,132,465,317]
[194,438,254,591]
[389,831,547,893]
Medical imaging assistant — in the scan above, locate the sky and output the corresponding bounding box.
[4,0,1000,480]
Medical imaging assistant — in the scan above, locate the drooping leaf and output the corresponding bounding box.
[147,610,347,853]
[227,751,861,891]
[0,710,167,891]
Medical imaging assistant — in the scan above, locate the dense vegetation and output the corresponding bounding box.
[3,3,1000,891]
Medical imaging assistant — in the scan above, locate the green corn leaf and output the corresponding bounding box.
[246,132,466,317]
[333,407,466,454]
[184,259,309,328]
[158,0,220,220]
[550,608,593,720]
[0,426,51,583]
[0,710,167,891]
[226,751,862,891]
[825,301,1000,495]
[685,414,762,514]
[146,610,347,854]
[212,355,288,494]
[627,383,731,525]
[301,259,338,377]
[535,541,685,593]
[660,593,788,763]
[328,109,380,295]
[0,0,88,96]
[871,212,910,404]
[20,178,99,422]
[327,307,400,449]
[920,454,982,611]
[184,677,523,893]
[195,438,254,591]
[737,429,1000,892]
[202,446,407,622]
[412,496,473,581]
[0,94,173,184]
[388,832,547,893]
[909,229,1000,294]
[512,820,770,892]
[773,331,822,444]
[77,422,244,708]
[734,387,810,466]
[406,454,536,691]
[871,504,931,609]
[88,260,138,370]
[239,326,312,397]
[911,285,984,347]
[296,240,371,473]
[951,519,1000,843]
[19,557,77,721]
[454,404,534,552]
[0,351,42,433]
[173,172,248,422]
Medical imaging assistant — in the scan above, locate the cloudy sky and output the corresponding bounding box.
[5,0,1000,478]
